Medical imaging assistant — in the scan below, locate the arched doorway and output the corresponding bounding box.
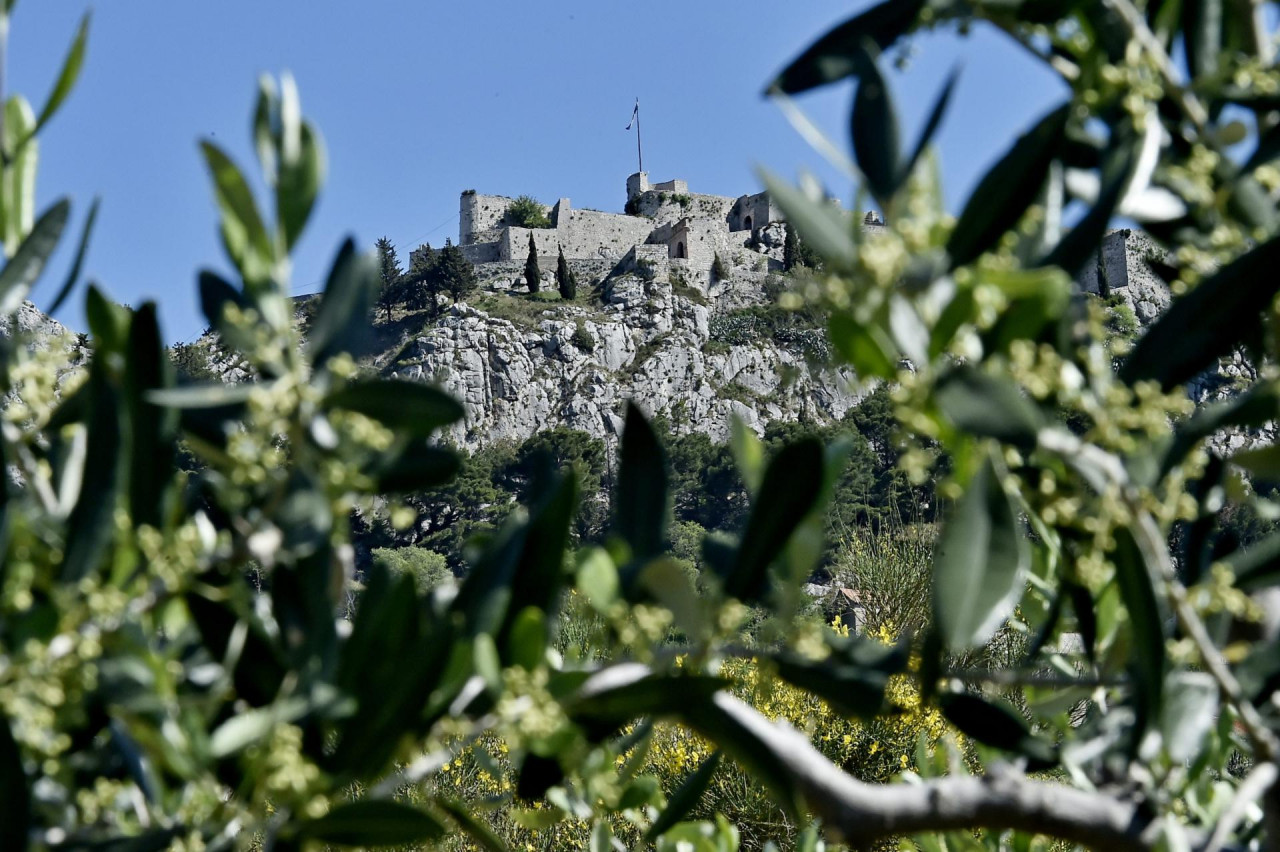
[675,241,686,259]
[743,215,753,231]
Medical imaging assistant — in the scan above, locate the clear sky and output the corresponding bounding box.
[9,1,1064,342]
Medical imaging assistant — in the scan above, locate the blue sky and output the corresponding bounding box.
[10,1,1063,342]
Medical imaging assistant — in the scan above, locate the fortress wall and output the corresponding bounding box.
[471,257,616,291]
[672,220,730,268]
[461,193,515,244]
[460,241,501,264]
[559,209,655,259]
[729,192,778,231]
[623,244,672,279]
[460,193,552,245]
[634,191,738,226]
[499,226,563,263]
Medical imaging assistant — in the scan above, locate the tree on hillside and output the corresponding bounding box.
[556,246,576,300]
[524,232,541,293]
[783,222,821,272]
[502,427,607,539]
[437,239,477,303]
[375,236,403,322]
[783,222,800,271]
[402,242,439,314]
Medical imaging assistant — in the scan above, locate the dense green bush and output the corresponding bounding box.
[372,547,452,593]
[505,194,552,229]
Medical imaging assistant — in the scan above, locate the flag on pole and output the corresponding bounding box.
[625,100,639,130]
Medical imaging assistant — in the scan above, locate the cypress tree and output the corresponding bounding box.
[375,236,403,322]
[783,223,800,272]
[525,233,541,294]
[556,246,576,300]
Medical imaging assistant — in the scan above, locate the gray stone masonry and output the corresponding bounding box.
[458,173,785,280]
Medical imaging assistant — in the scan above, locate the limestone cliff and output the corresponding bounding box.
[379,261,862,452]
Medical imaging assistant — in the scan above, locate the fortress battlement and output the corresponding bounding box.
[456,173,786,276]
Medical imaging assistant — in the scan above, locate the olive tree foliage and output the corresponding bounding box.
[6,2,1280,851]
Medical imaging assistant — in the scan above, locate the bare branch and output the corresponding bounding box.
[692,692,1165,851]
[1101,0,1209,131]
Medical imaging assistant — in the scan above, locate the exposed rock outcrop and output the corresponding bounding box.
[384,265,862,452]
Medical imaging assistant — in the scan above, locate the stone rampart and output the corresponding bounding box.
[499,227,562,263]
[630,190,738,226]
[461,192,551,246]
[560,209,655,259]
[460,241,501,264]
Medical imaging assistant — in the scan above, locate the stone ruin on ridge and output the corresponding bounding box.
[457,172,793,280]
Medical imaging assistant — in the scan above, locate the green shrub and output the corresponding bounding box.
[571,321,596,352]
[372,546,452,593]
[505,194,552,228]
[711,253,728,281]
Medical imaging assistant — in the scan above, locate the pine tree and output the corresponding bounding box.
[783,223,800,272]
[525,233,541,294]
[401,243,438,314]
[375,237,404,322]
[438,239,477,303]
[556,247,577,300]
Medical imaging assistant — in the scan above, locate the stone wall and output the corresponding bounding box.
[627,172,650,200]
[499,226,563,264]
[631,190,739,226]
[472,258,617,292]
[729,191,780,232]
[1077,229,1171,324]
[496,210,654,262]
[671,219,731,268]
[623,244,671,280]
[460,192,551,245]
[460,241,501,264]
[560,209,654,259]
[460,193,514,245]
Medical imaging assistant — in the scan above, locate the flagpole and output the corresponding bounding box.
[635,98,643,174]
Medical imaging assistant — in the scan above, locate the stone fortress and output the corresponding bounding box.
[457,172,788,278]
[383,170,1188,456]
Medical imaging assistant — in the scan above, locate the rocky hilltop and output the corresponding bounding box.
[380,259,861,452]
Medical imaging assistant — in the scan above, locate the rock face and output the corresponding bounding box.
[0,302,72,340]
[384,264,863,452]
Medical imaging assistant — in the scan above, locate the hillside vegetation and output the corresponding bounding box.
[4,2,1280,852]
